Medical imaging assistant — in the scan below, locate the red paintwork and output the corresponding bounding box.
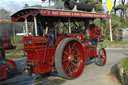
[22,36,55,74]
[55,34,67,45]
[55,33,84,46]
[0,64,7,80]
[89,24,104,41]
[85,47,97,58]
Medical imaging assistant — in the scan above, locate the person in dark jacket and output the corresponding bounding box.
[45,22,55,46]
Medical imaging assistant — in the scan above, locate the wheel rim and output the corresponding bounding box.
[99,48,106,65]
[62,40,85,78]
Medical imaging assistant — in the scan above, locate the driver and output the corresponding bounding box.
[45,22,55,46]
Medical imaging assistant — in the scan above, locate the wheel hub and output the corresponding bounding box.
[68,55,74,61]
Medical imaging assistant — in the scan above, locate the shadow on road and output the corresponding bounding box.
[85,58,95,65]
[110,64,118,72]
[0,71,65,85]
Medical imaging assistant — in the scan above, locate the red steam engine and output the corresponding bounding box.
[11,6,111,79]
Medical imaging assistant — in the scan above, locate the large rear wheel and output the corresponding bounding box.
[55,38,85,79]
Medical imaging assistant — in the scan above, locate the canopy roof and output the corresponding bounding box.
[11,8,112,22]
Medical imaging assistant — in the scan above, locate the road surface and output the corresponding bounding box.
[0,49,128,85]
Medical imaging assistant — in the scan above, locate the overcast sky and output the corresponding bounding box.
[0,0,44,14]
[0,0,128,14]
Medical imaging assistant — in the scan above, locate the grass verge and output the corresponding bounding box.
[121,57,128,71]
[6,51,24,60]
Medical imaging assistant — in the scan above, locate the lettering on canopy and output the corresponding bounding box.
[40,9,109,18]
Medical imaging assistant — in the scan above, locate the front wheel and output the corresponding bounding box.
[96,48,107,66]
[55,38,85,79]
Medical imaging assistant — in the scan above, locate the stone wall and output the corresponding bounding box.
[98,44,128,48]
[117,58,128,85]
[121,29,128,41]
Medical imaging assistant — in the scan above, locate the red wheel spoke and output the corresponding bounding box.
[72,47,79,55]
[64,51,69,56]
[63,57,69,62]
[72,62,79,73]
[71,64,74,72]
[69,64,74,73]
[71,62,78,69]
[68,66,72,74]
[68,44,71,55]
[100,55,105,59]
[100,55,103,58]
[71,42,77,51]
[63,59,68,62]
[74,53,80,57]
[64,62,70,73]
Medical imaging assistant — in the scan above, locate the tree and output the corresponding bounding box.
[80,0,104,13]
[111,14,121,41]
[125,2,128,16]
[114,0,127,20]
[0,8,10,19]
[113,0,117,14]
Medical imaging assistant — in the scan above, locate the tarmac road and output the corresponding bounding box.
[0,49,128,85]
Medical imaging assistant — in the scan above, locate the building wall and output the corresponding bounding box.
[121,28,128,41]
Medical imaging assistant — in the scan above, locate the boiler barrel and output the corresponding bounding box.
[64,1,96,11]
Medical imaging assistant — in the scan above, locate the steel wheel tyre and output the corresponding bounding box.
[98,48,107,66]
[55,38,85,79]
[5,59,16,73]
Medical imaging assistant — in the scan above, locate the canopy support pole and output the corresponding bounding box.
[34,16,38,36]
[25,18,28,36]
[68,18,71,34]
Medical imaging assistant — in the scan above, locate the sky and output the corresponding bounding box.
[0,0,44,14]
[0,0,128,14]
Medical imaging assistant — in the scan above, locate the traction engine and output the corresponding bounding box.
[10,7,110,79]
